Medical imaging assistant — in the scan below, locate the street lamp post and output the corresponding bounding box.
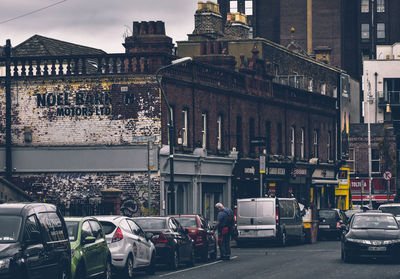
[366,78,373,209]
[156,57,192,215]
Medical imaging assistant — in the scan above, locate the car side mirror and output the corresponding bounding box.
[145,232,153,241]
[83,236,96,244]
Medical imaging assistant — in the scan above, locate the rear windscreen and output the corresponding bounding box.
[174,217,197,228]
[134,218,166,230]
[238,201,256,217]
[258,201,274,217]
[319,210,338,219]
[99,221,116,235]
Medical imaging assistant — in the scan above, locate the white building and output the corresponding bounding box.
[363,43,400,123]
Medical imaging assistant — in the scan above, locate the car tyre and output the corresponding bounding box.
[210,248,217,261]
[342,248,352,263]
[145,251,156,275]
[103,257,112,279]
[300,229,306,244]
[125,255,135,279]
[187,246,196,267]
[169,249,179,270]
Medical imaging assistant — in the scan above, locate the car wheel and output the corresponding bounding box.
[187,246,195,267]
[210,249,217,261]
[103,257,112,279]
[279,231,287,246]
[145,251,156,275]
[125,255,135,279]
[169,249,179,270]
[300,229,306,244]
[342,248,352,263]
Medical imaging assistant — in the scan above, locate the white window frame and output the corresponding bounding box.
[230,0,238,13]
[361,0,369,13]
[308,78,313,92]
[245,0,253,15]
[300,128,305,159]
[361,23,370,40]
[313,130,318,158]
[371,148,380,173]
[201,113,207,149]
[377,0,385,12]
[217,115,222,150]
[290,126,295,157]
[377,23,385,39]
[348,147,355,173]
[321,83,326,95]
[327,131,331,161]
[182,109,188,147]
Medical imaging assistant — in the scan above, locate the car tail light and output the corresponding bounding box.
[336,221,341,229]
[196,231,203,244]
[234,208,237,222]
[112,227,123,243]
[276,207,280,224]
[152,233,168,243]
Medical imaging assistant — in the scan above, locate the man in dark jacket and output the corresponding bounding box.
[214,203,234,260]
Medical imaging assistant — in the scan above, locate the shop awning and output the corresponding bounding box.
[312,179,339,185]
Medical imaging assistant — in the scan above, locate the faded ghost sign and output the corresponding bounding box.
[35,83,160,119]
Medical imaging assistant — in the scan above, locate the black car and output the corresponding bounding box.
[341,212,400,263]
[318,208,346,240]
[133,216,195,269]
[0,203,71,279]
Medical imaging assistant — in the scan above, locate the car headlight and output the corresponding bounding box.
[382,239,400,245]
[346,238,372,245]
[0,258,11,270]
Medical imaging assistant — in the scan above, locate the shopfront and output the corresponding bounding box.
[311,167,338,209]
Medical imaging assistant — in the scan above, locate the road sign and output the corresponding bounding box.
[383,170,392,181]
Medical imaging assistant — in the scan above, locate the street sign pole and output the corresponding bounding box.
[260,154,266,197]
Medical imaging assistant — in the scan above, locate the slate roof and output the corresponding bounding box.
[2,34,106,57]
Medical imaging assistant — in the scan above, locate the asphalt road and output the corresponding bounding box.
[130,240,400,279]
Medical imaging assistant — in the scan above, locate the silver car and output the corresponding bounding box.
[94,215,156,279]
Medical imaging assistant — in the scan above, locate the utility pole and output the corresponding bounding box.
[147,139,153,216]
[5,39,12,180]
[367,77,373,209]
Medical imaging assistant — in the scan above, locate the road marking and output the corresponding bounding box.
[159,256,238,278]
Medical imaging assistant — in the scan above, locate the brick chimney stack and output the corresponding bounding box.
[189,1,224,41]
[224,12,250,39]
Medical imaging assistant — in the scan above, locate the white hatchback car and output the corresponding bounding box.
[94,215,156,279]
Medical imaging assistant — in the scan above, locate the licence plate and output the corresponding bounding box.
[368,246,387,251]
[257,230,273,237]
[319,225,330,229]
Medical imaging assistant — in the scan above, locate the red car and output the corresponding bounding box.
[171,215,217,261]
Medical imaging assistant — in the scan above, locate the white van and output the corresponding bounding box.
[236,197,305,246]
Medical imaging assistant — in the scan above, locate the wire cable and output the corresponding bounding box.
[0,0,68,25]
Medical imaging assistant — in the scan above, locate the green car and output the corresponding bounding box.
[65,217,112,279]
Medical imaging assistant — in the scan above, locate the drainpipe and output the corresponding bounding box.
[5,40,12,180]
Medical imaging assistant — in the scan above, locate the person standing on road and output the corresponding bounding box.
[214,203,234,260]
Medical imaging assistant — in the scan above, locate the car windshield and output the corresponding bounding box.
[0,215,22,242]
[134,218,166,230]
[65,221,79,241]
[174,217,197,228]
[319,210,337,219]
[379,206,400,216]
[352,215,399,230]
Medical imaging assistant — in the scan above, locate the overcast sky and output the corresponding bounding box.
[0,0,198,53]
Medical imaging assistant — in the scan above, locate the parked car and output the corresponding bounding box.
[170,214,217,261]
[378,203,400,222]
[65,217,111,279]
[94,215,156,278]
[341,212,400,262]
[0,202,71,279]
[235,197,305,246]
[133,216,195,269]
[318,208,346,240]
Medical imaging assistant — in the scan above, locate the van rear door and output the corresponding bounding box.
[254,199,276,237]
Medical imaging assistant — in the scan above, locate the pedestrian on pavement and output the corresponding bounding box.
[214,203,234,260]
